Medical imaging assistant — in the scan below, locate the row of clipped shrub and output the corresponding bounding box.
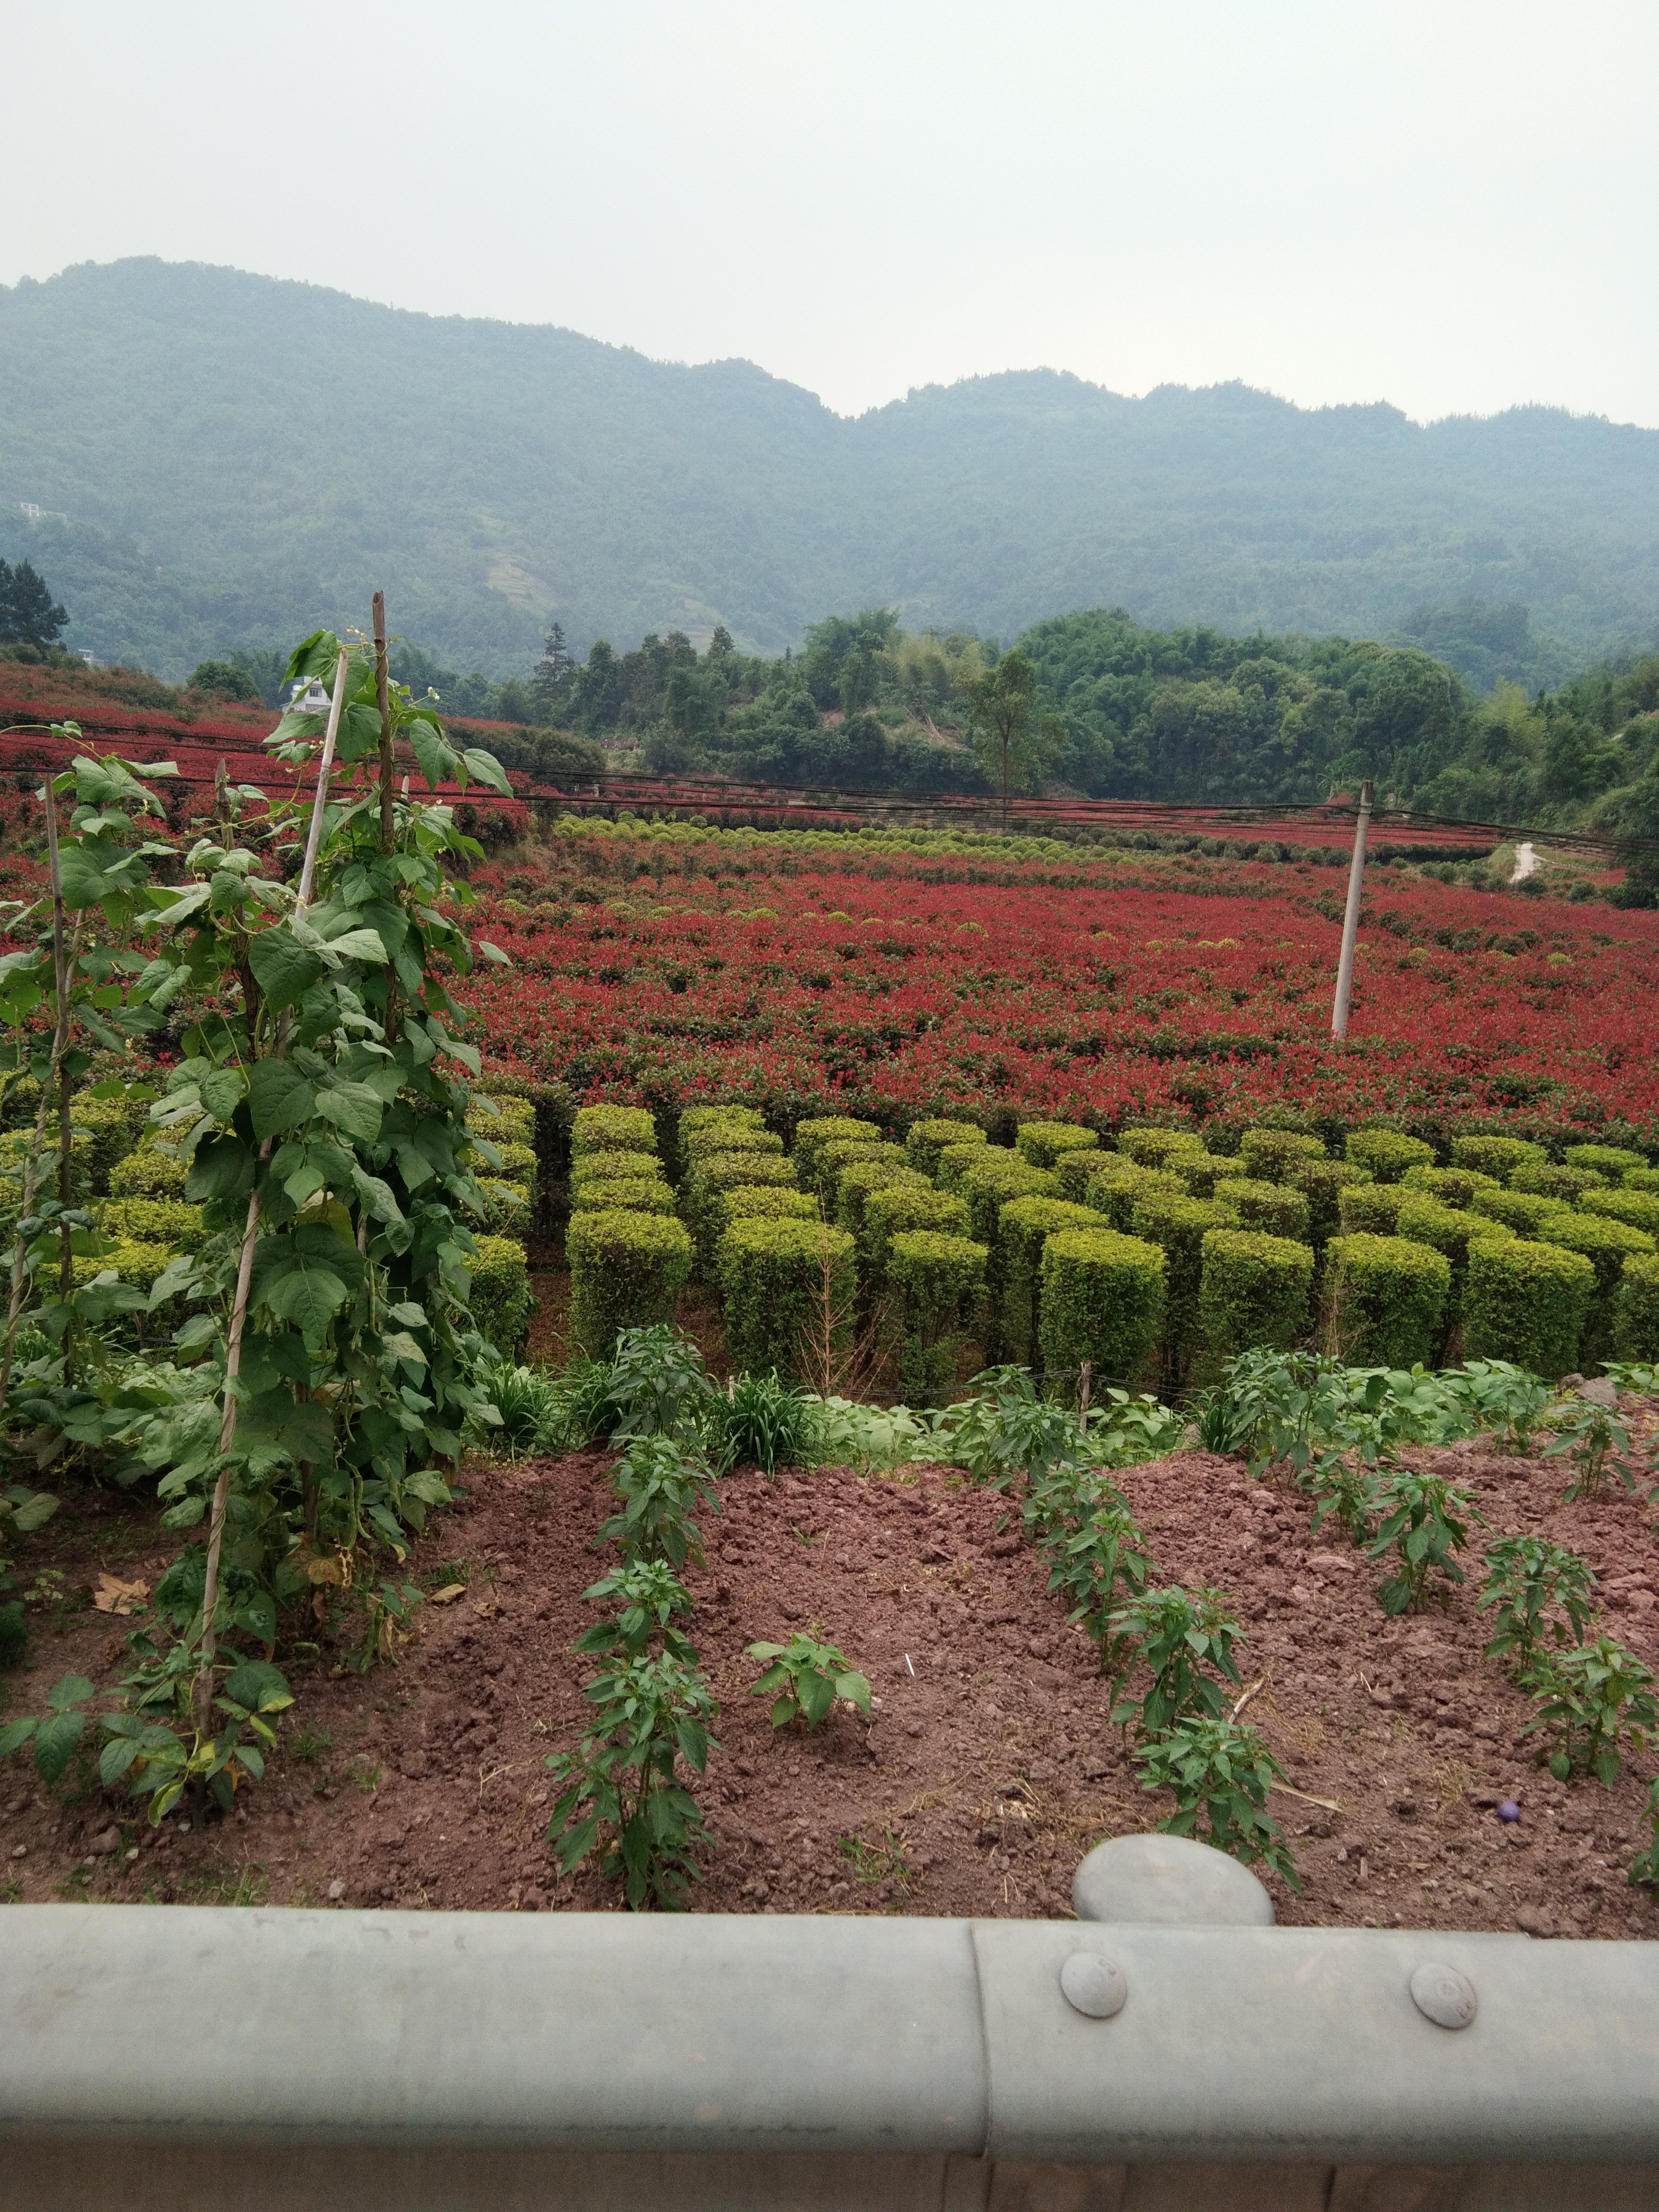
[0,1077,538,1363]
[556,1101,1659,1388]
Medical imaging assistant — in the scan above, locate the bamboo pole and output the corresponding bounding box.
[40,782,73,1303]
[1329,779,1373,1041]
[373,592,395,856]
[196,650,350,1723]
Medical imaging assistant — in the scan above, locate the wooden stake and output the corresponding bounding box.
[40,781,73,1304]
[196,650,350,1723]
[1078,1358,1092,1423]
[373,592,395,856]
[1330,779,1373,1040]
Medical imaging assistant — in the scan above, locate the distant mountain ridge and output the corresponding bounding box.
[2,257,1656,681]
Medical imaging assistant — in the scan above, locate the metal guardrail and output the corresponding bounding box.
[5,1833,1658,2212]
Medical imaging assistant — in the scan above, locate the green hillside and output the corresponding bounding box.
[2,257,1657,682]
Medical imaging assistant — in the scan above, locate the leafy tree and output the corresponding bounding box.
[187,659,262,705]
[0,558,67,648]
[967,647,1062,819]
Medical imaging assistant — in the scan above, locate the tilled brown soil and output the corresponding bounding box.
[4,1423,1657,1935]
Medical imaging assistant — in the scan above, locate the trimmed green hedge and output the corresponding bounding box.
[1238,1128,1327,1180]
[1338,1183,1407,1237]
[470,1234,537,1359]
[685,1149,799,1265]
[567,1211,688,1358]
[793,1116,883,1187]
[1117,1127,1205,1169]
[1197,1227,1314,1373]
[1628,1167,1659,1192]
[1129,1187,1226,1383]
[1080,1162,1183,1233]
[718,1217,857,1379]
[707,1184,820,1240]
[569,1176,676,1217]
[1510,1163,1607,1201]
[1563,1143,1647,1179]
[1613,1253,1659,1362]
[861,1184,972,1276]
[682,1103,766,1136]
[1015,1121,1100,1171]
[2,1127,94,1208]
[468,1093,537,1146]
[1401,1164,1501,1209]
[571,1104,658,1159]
[904,1118,986,1176]
[813,1137,904,1206]
[1037,1228,1166,1386]
[1167,1150,1245,1200]
[571,1149,664,1193]
[1323,1233,1451,1368]
[937,1140,1002,1194]
[958,1152,1059,1251]
[106,1144,187,1202]
[1467,1187,1576,1238]
[470,1177,534,1232]
[1213,1176,1311,1243]
[1448,1134,1548,1179]
[1538,1211,1657,1356]
[998,1194,1113,1365]
[100,1195,207,1252]
[1463,1237,1594,1379]
[835,1158,931,1246]
[1345,1128,1435,1183]
[887,1229,988,1394]
[1289,1158,1373,1248]
[68,1092,142,1191]
[684,1123,784,1161]
[1581,1187,1659,1237]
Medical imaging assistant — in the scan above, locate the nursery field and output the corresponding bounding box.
[461,816,1652,1142]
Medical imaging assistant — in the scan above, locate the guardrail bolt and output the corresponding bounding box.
[1059,1951,1128,2019]
[1409,1963,1478,2030]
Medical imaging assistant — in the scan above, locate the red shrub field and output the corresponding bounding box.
[464,819,1656,1144]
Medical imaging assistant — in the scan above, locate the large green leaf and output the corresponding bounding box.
[186,1135,255,1203]
[321,927,389,967]
[32,1710,86,1784]
[460,747,512,796]
[409,719,457,791]
[200,1066,247,1121]
[263,1266,350,1332]
[314,1080,383,1145]
[248,928,326,1012]
[249,1060,317,1141]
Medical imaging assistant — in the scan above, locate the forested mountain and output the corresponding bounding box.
[3,257,1658,684]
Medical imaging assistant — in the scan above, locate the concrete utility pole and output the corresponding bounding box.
[1330,778,1374,1039]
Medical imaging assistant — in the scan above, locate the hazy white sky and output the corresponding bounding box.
[7,0,1657,424]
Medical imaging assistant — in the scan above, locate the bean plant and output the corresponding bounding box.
[1134,1713,1299,1888]
[1522,1634,1658,1786]
[1478,1535,1597,1679]
[747,1632,872,1729]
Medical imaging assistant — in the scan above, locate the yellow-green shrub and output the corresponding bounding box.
[1612,1254,1659,1362]
[569,1176,674,1217]
[1538,1211,1656,1358]
[998,1194,1113,1365]
[1289,1158,1372,1247]
[1563,1143,1646,1179]
[958,1151,1059,1250]
[1166,1151,1242,1200]
[904,1118,986,1176]
[1448,1134,1547,1179]
[468,1234,535,1358]
[1345,1128,1435,1183]
[1197,1227,1314,1373]
[571,1104,658,1159]
[835,1158,931,1246]
[68,1091,143,1191]
[861,1184,971,1276]
[100,1196,207,1253]
[467,1093,537,1145]
[1118,1127,1205,1169]
[793,1116,883,1187]
[1037,1228,1166,1386]
[1468,1187,1575,1238]
[1401,1163,1501,1209]
[1015,1122,1100,1171]
[1338,1183,1408,1237]
[1080,1162,1183,1233]
[887,1230,988,1394]
[107,1144,187,1201]
[707,1184,820,1244]
[1214,1177,1311,1243]
[1323,1234,1451,1367]
[718,1217,856,1378]
[1128,1187,1226,1384]
[684,1122,783,1161]
[1463,1238,1594,1379]
[571,1149,664,1194]
[1510,1163,1606,1202]
[567,1211,689,1357]
[1580,1187,1659,1237]
[813,1137,903,1206]
[1238,1128,1327,1180]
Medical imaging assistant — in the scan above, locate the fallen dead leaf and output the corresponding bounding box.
[93,1572,149,1616]
[428,1584,466,1605]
